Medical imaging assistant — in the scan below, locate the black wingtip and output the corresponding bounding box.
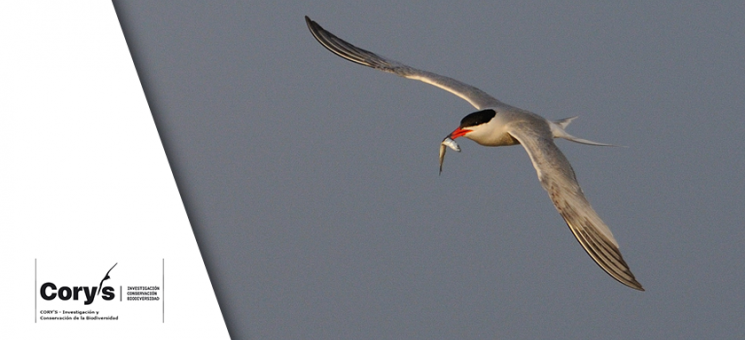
[304,16,317,32]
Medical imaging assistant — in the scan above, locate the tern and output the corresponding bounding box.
[305,16,643,291]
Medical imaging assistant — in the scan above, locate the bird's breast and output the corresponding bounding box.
[469,131,520,147]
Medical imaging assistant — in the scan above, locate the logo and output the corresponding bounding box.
[40,263,117,305]
[36,259,164,323]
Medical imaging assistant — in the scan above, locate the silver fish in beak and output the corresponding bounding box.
[439,136,461,174]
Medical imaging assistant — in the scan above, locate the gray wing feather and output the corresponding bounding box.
[508,122,644,291]
[305,16,502,110]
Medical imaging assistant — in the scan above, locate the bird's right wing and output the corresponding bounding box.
[507,122,644,291]
[305,16,502,110]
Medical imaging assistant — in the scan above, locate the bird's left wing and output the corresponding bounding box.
[305,16,502,110]
[507,122,644,291]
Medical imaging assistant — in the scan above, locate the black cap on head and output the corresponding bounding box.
[460,109,496,128]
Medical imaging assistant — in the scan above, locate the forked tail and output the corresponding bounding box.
[549,117,620,147]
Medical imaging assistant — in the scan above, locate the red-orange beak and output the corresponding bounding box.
[449,126,471,139]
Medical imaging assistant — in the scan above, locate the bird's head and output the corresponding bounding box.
[447,109,497,142]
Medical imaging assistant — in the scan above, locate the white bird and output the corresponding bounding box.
[305,16,643,291]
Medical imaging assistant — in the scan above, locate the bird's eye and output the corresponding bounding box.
[460,109,496,127]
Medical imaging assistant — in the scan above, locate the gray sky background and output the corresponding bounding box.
[115,1,744,339]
